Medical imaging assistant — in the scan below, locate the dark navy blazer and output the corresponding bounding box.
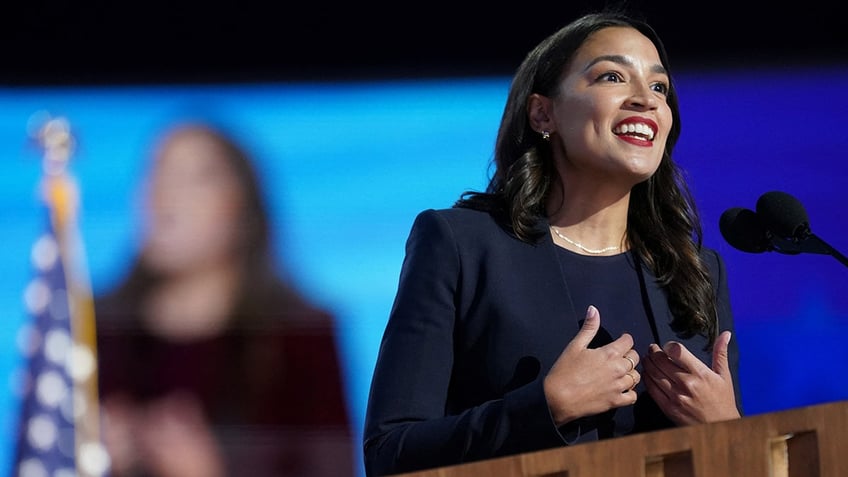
[363,207,741,476]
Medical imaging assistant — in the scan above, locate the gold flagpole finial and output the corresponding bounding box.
[29,111,76,176]
[30,112,79,232]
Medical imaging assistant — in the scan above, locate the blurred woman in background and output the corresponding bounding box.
[95,121,354,477]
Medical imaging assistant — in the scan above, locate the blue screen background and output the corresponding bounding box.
[1,66,847,476]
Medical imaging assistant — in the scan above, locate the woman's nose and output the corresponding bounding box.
[627,81,660,110]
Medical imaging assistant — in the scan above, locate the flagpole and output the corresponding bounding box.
[33,114,108,477]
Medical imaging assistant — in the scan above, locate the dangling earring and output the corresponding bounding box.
[542,130,550,141]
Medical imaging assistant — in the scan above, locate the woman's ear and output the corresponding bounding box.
[527,93,554,134]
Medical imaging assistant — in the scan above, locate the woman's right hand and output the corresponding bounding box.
[543,305,640,426]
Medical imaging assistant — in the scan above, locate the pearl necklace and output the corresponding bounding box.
[550,226,620,254]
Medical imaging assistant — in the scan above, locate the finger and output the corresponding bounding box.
[645,343,677,373]
[607,332,635,358]
[643,372,668,402]
[642,375,675,421]
[623,352,637,372]
[647,343,692,395]
[621,370,640,392]
[643,343,677,389]
[617,388,639,407]
[662,340,706,375]
[570,305,601,349]
[712,330,732,378]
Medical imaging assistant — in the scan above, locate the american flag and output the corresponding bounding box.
[11,116,110,477]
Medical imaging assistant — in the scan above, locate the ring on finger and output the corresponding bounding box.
[625,371,637,391]
[624,355,636,372]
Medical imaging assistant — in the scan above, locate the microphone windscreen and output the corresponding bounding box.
[756,191,810,238]
[719,207,770,253]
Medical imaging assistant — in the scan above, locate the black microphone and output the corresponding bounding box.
[719,207,772,253]
[721,190,848,268]
[719,206,801,255]
[755,190,811,240]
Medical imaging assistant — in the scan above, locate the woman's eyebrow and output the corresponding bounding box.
[584,54,667,75]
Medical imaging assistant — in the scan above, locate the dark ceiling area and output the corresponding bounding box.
[2,1,846,86]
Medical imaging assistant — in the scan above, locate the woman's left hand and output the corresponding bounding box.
[642,330,741,425]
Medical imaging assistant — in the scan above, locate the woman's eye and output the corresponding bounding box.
[598,72,623,83]
[651,82,669,95]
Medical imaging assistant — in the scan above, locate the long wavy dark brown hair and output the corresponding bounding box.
[455,11,718,343]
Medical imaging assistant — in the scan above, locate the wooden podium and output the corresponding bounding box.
[396,400,848,477]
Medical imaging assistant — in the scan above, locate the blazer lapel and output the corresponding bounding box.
[635,255,678,346]
[534,217,583,340]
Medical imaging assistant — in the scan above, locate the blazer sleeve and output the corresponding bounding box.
[705,247,744,415]
[362,209,566,476]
